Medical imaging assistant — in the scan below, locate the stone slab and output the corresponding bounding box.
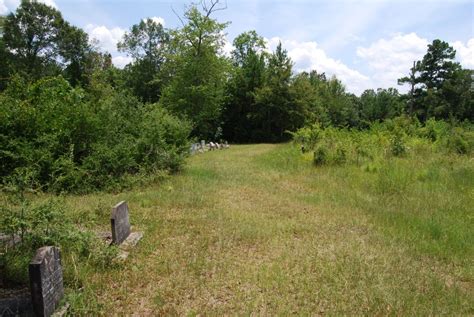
[0,289,33,316]
[29,246,64,317]
[117,232,144,260]
[120,231,143,249]
[111,201,131,245]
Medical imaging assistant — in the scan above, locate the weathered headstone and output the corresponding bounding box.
[191,143,197,154]
[111,201,131,245]
[29,246,64,317]
[0,233,22,248]
[0,289,33,316]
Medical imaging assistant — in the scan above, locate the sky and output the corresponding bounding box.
[1,0,473,95]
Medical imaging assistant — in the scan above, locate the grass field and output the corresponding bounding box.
[50,144,473,314]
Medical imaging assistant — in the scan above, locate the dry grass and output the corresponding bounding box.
[62,144,472,315]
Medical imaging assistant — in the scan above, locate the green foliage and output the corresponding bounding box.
[398,39,472,121]
[290,124,322,150]
[445,127,472,155]
[358,88,404,125]
[160,5,229,139]
[295,117,473,168]
[0,36,10,91]
[313,145,328,166]
[390,128,407,157]
[223,31,267,142]
[0,76,191,193]
[253,42,296,141]
[0,191,89,283]
[3,0,90,85]
[0,175,121,286]
[118,18,170,103]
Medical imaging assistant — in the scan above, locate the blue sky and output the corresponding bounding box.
[1,0,473,94]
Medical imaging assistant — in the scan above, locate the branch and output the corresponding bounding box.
[171,5,199,52]
[202,0,227,18]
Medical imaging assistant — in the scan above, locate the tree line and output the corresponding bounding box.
[0,0,472,191]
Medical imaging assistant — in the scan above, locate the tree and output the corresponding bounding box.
[160,1,229,139]
[289,71,329,127]
[418,40,459,90]
[398,39,470,120]
[59,24,91,86]
[253,42,296,141]
[0,16,10,91]
[3,0,90,85]
[223,30,267,142]
[0,15,5,36]
[398,61,416,115]
[118,18,170,102]
[359,88,404,125]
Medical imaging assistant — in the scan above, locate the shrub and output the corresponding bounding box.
[0,173,119,285]
[0,76,192,193]
[293,117,472,168]
[445,127,472,155]
[291,124,322,151]
[334,147,347,164]
[420,118,449,141]
[390,128,407,157]
[313,146,328,166]
[0,197,91,283]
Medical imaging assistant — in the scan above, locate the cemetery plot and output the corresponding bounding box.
[29,246,65,317]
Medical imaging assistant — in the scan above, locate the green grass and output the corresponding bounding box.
[10,143,474,314]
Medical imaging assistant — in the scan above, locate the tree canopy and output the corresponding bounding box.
[0,0,472,160]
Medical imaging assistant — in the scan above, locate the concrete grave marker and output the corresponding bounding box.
[0,289,33,316]
[108,201,143,260]
[111,201,131,245]
[29,246,64,317]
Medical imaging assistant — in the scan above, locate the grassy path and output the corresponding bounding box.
[69,144,472,314]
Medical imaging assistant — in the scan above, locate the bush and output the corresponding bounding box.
[0,76,192,193]
[334,147,347,164]
[291,124,322,150]
[313,146,328,166]
[0,173,120,285]
[445,128,472,155]
[294,117,473,167]
[390,128,407,157]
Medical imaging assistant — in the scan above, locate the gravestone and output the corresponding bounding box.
[191,143,198,154]
[111,201,131,245]
[29,246,64,317]
[0,289,33,316]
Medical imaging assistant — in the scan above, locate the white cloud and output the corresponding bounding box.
[266,37,370,95]
[112,56,133,68]
[146,16,165,26]
[222,38,233,57]
[38,0,57,9]
[0,0,57,13]
[357,33,474,93]
[85,24,131,68]
[0,0,20,13]
[357,33,429,91]
[0,1,8,14]
[452,38,474,69]
[85,18,168,69]
[85,24,125,54]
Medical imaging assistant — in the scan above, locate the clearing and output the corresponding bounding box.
[66,144,473,314]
